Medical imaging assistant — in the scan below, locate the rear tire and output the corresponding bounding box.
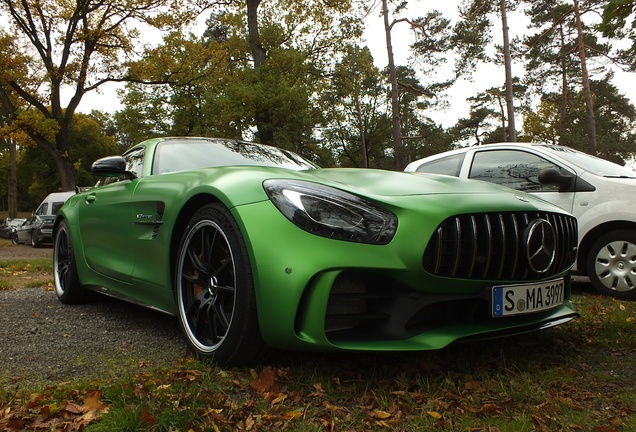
[54,220,89,304]
[586,230,636,300]
[175,203,268,365]
[31,231,42,248]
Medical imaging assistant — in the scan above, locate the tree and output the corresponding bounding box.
[0,0,200,190]
[115,0,364,164]
[523,0,618,155]
[322,45,385,168]
[600,0,636,70]
[523,76,636,163]
[453,0,520,141]
[379,2,452,170]
[573,0,597,155]
[18,111,119,203]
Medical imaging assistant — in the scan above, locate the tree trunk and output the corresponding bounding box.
[382,0,404,170]
[355,98,368,168]
[246,0,274,144]
[558,24,568,146]
[500,0,516,142]
[8,138,17,217]
[573,0,597,155]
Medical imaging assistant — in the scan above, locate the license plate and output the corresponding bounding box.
[492,279,565,317]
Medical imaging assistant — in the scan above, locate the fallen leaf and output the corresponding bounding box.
[270,393,287,405]
[427,411,442,419]
[250,367,278,395]
[140,404,157,427]
[284,410,303,420]
[370,410,392,419]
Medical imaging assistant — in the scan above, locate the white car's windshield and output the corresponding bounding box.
[542,145,636,178]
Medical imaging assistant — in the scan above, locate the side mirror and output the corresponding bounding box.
[538,167,595,192]
[91,156,136,179]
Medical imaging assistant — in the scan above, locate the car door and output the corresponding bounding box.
[77,147,146,283]
[464,148,576,214]
[17,218,35,243]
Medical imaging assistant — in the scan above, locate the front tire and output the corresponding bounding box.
[586,230,636,300]
[175,203,267,365]
[11,233,19,245]
[31,231,42,248]
[54,219,88,304]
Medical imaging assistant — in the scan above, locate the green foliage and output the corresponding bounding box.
[601,0,636,69]
[10,111,119,208]
[3,0,636,186]
[523,76,636,163]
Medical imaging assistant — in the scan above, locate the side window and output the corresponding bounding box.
[469,150,561,192]
[52,202,65,214]
[124,147,145,177]
[35,203,48,216]
[415,154,464,176]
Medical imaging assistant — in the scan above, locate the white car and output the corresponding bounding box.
[405,143,636,299]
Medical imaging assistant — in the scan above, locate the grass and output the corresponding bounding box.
[0,258,53,289]
[0,257,634,431]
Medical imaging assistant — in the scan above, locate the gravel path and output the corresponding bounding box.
[0,243,595,387]
[0,288,186,385]
[0,244,187,386]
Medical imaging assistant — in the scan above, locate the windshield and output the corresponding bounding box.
[540,145,636,178]
[152,138,317,175]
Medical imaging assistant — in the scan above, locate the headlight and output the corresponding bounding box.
[263,180,397,244]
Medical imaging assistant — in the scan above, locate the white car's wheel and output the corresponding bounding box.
[586,230,636,299]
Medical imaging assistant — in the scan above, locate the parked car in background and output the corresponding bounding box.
[12,215,56,247]
[34,191,75,217]
[54,137,578,365]
[405,143,636,299]
[0,218,26,239]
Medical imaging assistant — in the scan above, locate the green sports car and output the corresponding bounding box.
[53,137,579,365]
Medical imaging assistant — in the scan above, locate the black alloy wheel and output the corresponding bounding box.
[175,203,267,365]
[53,220,88,304]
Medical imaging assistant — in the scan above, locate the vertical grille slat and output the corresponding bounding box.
[468,216,478,277]
[423,212,578,281]
[452,217,462,277]
[496,214,506,279]
[481,215,493,279]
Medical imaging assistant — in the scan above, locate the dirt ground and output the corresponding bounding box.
[0,240,185,385]
[0,241,52,260]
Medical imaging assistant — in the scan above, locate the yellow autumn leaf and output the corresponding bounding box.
[284,410,304,420]
[270,393,287,405]
[627,316,634,323]
[620,304,626,311]
[427,411,442,419]
[371,409,392,419]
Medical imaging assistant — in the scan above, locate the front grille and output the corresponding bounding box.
[423,212,577,280]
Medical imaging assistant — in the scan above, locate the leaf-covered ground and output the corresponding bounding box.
[0,256,634,431]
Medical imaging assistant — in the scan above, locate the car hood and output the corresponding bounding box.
[305,168,522,197]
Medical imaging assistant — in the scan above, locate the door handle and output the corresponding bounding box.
[85,194,96,204]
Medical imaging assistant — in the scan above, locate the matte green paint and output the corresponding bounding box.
[56,137,579,353]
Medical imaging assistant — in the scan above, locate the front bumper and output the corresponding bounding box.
[232,200,579,352]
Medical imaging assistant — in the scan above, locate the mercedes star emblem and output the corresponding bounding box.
[526,219,556,274]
